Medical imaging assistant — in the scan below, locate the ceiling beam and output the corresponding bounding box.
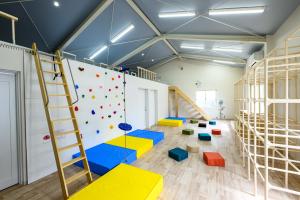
[126,0,179,56]
[58,0,113,50]
[180,53,246,64]
[112,36,162,66]
[163,34,266,44]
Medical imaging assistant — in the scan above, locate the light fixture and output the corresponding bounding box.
[212,47,242,53]
[158,11,196,18]
[213,60,235,64]
[53,1,60,7]
[181,44,204,50]
[89,45,107,60]
[111,24,135,43]
[209,6,265,15]
[141,53,145,56]
[151,59,154,62]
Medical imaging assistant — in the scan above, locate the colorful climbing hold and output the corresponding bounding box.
[100,105,103,109]
[89,89,92,92]
[109,89,111,92]
[108,115,111,118]
[75,84,79,89]
[113,111,117,114]
[118,75,121,78]
[105,72,108,75]
[82,94,85,98]
[99,85,103,89]
[115,86,119,89]
[112,77,115,81]
[101,116,104,119]
[109,125,114,129]
[109,104,112,107]
[115,95,118,98]
[96,130,100,134]
[78,67,84,71]
[96,73,100,78]
[105,95,108,98]
[120,115,123,118]
[74,106,79,111]
[91,110,96,115]
[92,95,96,99]
[118,103,121,106]
[43,135,50,141]
[85,121,89,124]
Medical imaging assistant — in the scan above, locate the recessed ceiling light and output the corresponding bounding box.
[111,24,135,43]
[209,6,265,16]
[89,45,107,60]
[53,1,60,7]
[213,60,236,64]
[151,59,154,62]
[212,47,242,53]
[181,44,204,50]
[141,53,145,56]
[158,11,196,18]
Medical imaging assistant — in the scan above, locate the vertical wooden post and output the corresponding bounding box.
[175,91,179,118]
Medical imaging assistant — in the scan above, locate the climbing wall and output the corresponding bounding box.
[62,59,125,150]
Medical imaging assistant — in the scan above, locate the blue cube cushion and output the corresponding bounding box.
[209,120,216,125]
[73,143,137,175]
[198,133,211,141]
[168,147,188,161]
[127,129,164,145]
[166,117,187,123]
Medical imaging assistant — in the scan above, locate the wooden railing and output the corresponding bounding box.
[137,66,157,81]
[0,11,18,44]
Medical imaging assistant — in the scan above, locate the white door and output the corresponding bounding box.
[137,88,147,129]
[0,72,18,190]
[148,90,157,127]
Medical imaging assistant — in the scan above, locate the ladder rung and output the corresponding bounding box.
[48,94,69,97]
[52,117,75,122]
[45,82,66,86]
[55,130,79,137]
[40,59,61,65]
[62,156,85,168]
[43,70,62,75]
[58,143,81,152]
[66,170,89,185]
[48,105,72,109]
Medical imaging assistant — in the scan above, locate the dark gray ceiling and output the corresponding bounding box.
[0,0,299,68]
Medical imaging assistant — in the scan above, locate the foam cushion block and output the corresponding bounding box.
[203,152,225,167]
[127,129,164,145]
[209,120,216,125]
[158,119,183,127]
[106,136,153,158]
[73,144,136,176]
[168,147,188,161]
[212,129,221,135]
[198,133,211,141]
[182,129,194,135]
[69,164,163,200]
[166,117,187,123]
[198,123,207,128]
[186,143,199,153]
[190,119,198,124]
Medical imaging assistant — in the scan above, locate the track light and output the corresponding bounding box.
[209,6,265,16]
[53,1,60,7]
[180,44,204,50]
[212,47,242,53]
[111,24,135,43]
[89,45,107,60]
[158,11,196,18]
[213,60,235,64]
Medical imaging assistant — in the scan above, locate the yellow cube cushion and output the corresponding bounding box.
[69,164,163,200]
[158,119,183,127]
[106,136,153,158]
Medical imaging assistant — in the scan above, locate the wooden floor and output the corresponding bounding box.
[0,120,299,200]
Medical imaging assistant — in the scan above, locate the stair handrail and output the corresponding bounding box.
[0,11,18,44]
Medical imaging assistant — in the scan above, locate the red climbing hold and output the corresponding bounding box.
[118,75,121,78]
[74,106,79,111]
[43,135,50,141]
[89,89,92,92]
[96,73,100,78]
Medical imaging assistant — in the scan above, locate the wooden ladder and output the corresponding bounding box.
[32,43,93,199]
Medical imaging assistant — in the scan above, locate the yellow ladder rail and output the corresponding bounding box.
[32,43,93,199]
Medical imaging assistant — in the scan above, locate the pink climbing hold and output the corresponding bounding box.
[118,75,121,78]
[43,135,50,141]
[89,89,92,92]
[113,111,117,114]
[109,89,111,92]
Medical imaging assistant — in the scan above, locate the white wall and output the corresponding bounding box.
[153,59,244,119]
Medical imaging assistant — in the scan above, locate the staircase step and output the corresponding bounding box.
[62,156,85,168]
[66,170,89,185]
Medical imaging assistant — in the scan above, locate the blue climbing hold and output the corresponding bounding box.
[118,123,132,131]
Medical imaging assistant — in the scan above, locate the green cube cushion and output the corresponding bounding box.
[182,129,194,135]
[190,119,198,124]
[168,147,188,161]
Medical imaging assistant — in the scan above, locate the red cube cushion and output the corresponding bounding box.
[212,129,221,135]
[203,152,225,167]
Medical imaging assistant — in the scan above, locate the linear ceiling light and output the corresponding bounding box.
[158,11,196,18]
[89,45,107,60]
[213,60,236,64]
[111,24,135,43]
[181,44,204,50]
[212,47,242,53]
[209,6,265,15]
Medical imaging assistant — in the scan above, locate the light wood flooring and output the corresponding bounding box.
[0,120,299,200]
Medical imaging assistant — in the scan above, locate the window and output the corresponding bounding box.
[196,90,217,107]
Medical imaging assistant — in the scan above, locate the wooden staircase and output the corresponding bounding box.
[32,43,93,199]
[169,86,211,121]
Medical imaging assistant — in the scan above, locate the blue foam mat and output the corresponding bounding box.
[166,117,187,123]
[127,129,164,145]
[72,143,136,176]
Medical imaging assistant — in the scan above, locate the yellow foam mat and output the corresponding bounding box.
[69,164,163,200]
[106,136,153,158]
[158,119,183,127]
